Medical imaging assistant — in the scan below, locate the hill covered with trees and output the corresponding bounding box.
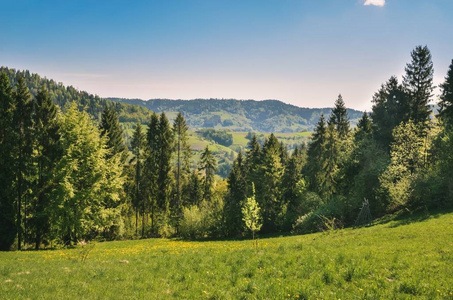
[1,45,452,252]
[108,97,364,132]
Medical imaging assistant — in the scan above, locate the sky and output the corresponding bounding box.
[1,0,452,110]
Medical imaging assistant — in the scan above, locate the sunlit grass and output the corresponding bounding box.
[1,212,452,299]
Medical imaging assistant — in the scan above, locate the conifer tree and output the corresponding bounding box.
[0,73,16,250]
[172,112,191,226]
[31,86,61,249]
[371,76,409,148]
[224,151,247,236]
[304,114,327,194]
[282,144,306,210]
[183,170,203,207]
[260,134,284,232]
[156,112,174,217]
[131,122,146,235]
[245,134,262,196]
[403,45,434,127]
[199,146,217,202]
[144,113,160,235]
[13,74,34,250]
[320,124,340,199]
[356,112,372,139]
[100,105,126,160]
[439,59,453,126]
[328,94,350,138]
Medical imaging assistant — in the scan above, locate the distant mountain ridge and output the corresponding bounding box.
[108,98,363,133]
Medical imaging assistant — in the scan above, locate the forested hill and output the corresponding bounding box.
[108,98,363,132]
[0,67,151,124]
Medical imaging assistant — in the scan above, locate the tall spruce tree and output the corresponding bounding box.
[0,73,16,250]
[100,105,126,160]
[13,74,34,250]
[245,134,262,196]
[304,114,327,195]
[282,144,306,204]
[328,94,350,139]
[156,112,174,219]
[32,86,61,249]
[403,45,434,127]
[183,170,203,207]
[320,124,340,199]
[439,59,453,126]
[144,113,160,236]
[199,146,217,202]
[131,122,146,235]
[371,76,409,149]
[260,134,284,232]
[172,112,191,226]
[224,151,247,236]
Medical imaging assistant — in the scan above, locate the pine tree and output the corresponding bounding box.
[320,124,340,199]
[144,113,160,236]
[403,45,434,127]
[281,144,306,210]
[355,112,372,142]
[439,59,453,127]
[31,86,61,249]
[0,73,16,250]
[224,151,247,236]
[304,114,327,194]
[183,170,203,207]
[156,112,174,217]
[199,146,217,202]
[172,112,191,226]
[131,122,146,235]
[13,74,34,250]
[371,76,409,148]
[245,134,262,196]
[260,134,284,232]
[328,94,350,138]
[100,105,126,160]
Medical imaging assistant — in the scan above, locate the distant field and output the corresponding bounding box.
[1,212,452,299]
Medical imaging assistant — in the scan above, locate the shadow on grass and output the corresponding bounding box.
[378,206,453,229]
[175,231,297,243]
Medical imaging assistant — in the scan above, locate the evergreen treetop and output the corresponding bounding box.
[328,94,350,138]
[403,45,434,126]
[439,59,453,126]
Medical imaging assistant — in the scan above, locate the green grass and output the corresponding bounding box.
[3,213,451,299]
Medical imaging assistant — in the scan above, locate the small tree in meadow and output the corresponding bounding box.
[242,183,262,244]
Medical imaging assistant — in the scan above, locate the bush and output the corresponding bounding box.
[179,195,224,239]
[292,196,345,234]
[179,205,208,239]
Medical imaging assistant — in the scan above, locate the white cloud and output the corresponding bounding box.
[363,0,385,7]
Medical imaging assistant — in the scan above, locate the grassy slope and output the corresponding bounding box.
[1,212,451,299]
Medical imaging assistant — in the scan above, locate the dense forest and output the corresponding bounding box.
[108,97,364,132]
[1,45,453,250]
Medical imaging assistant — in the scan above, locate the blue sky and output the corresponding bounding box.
[1,0,452,110]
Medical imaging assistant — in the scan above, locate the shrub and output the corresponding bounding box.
[292,196,345,234]
[179,206,208,239]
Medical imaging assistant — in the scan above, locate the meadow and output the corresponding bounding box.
[1,211,452,299]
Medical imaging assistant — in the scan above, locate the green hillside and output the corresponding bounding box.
[1,67,313,177]
[108,98,364,133]
[1,211,451,299]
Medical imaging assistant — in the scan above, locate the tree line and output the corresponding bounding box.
[1,45,453,250]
